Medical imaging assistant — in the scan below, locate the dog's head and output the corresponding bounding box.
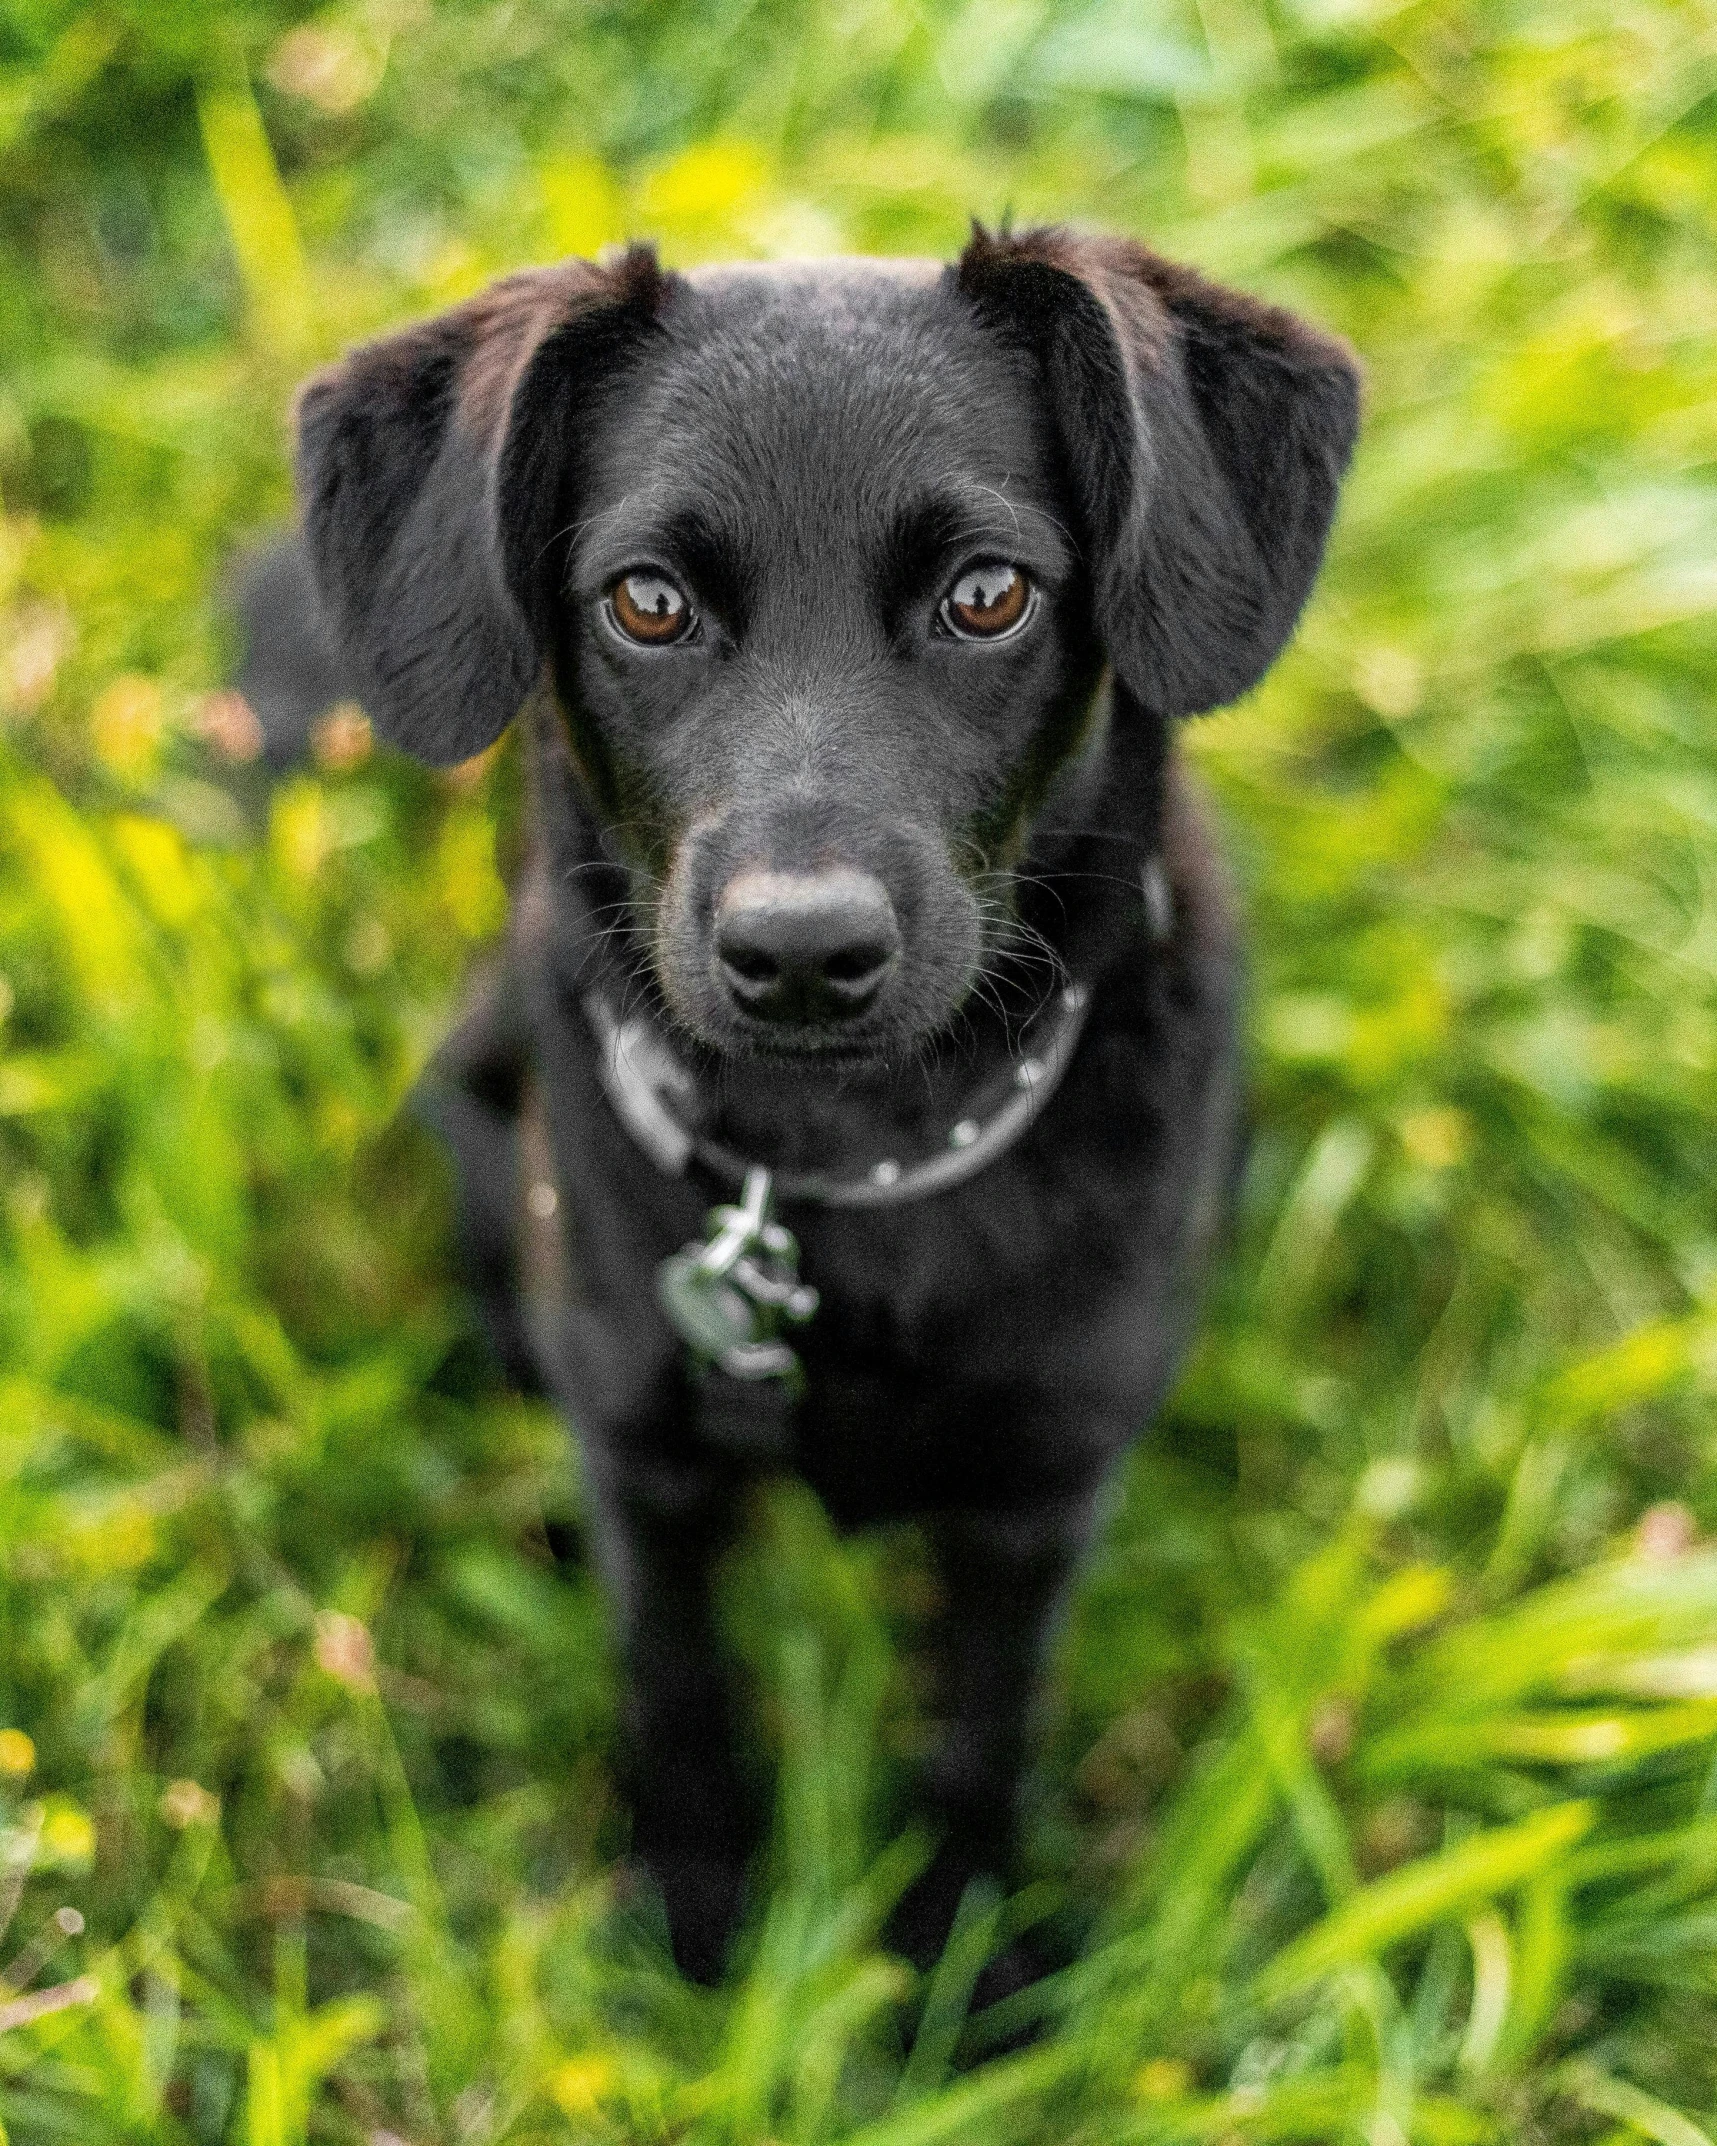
[297,231,1358,1061]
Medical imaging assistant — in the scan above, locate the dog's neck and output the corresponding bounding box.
[524,682,1167,1176]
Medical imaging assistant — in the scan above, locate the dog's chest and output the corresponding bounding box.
[794,1013,1226,1359]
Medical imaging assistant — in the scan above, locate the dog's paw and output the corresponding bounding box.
[629,1849,748,1985]
[959,1930,1057,2055]
[888,1846,1060,2061]
[888,1841,994,1973]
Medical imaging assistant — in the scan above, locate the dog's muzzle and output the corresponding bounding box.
[713,867,900,1027]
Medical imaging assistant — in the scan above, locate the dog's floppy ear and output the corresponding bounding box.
[295,246,664,765]
[958,227,1360,719]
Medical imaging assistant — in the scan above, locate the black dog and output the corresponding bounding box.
[278,229,1358,1982]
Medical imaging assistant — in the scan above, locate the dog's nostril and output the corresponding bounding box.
[721,946,779,987]
[823,944,889,986]
[715,868,901,1024]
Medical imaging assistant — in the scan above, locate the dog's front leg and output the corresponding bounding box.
[893,1492,1100,1969]
[588,1456,751,1982]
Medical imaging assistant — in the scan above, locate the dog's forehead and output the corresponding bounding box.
[587,255,1051,511]
[681,252,946,302]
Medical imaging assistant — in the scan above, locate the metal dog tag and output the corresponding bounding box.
[656,1167,818,1384]
[657,1255,762,1362]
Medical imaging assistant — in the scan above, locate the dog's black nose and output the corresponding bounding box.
[715,868,900,1024]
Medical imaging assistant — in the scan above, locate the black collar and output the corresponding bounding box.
[579,852,1173,1211]
[584,972,1092,1209]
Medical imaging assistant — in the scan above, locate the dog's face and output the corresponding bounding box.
[561,263,1102,1057]
[297,233,1359,1061]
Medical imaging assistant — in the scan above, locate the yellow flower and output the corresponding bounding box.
[1134,2057,1192,2102]
[1398,1105,1472,1171]
[0,1729,35,1778]
[37,1798,96,1870]
[90,674,165,780]
[548,2054,620,2117]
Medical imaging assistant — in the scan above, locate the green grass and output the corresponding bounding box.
[4,0,1717,2138]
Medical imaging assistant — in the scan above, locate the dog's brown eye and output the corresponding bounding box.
[610,571,692,645]
[942,561,1031,640]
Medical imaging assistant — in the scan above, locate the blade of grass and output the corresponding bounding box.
[1256,1803,1595,2006]
[1555,2061,1716,2146]
[841,2042,1080,2146]
[891,1876,1003,2106]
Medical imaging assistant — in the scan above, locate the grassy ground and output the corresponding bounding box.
[4,0,1717,2139]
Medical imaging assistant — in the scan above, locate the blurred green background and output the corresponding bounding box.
[4,0,1717,2140]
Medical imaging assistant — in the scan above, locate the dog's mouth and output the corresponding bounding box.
[699,1003,912,1065]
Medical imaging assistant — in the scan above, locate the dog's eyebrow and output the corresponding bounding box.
[658,504,752,627]
[875,482,1068,624]
[573,495,752,629]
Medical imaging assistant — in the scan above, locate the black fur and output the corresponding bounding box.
[296,247,664,765]
[230,538,350,767]
[282,229,1359,1984]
